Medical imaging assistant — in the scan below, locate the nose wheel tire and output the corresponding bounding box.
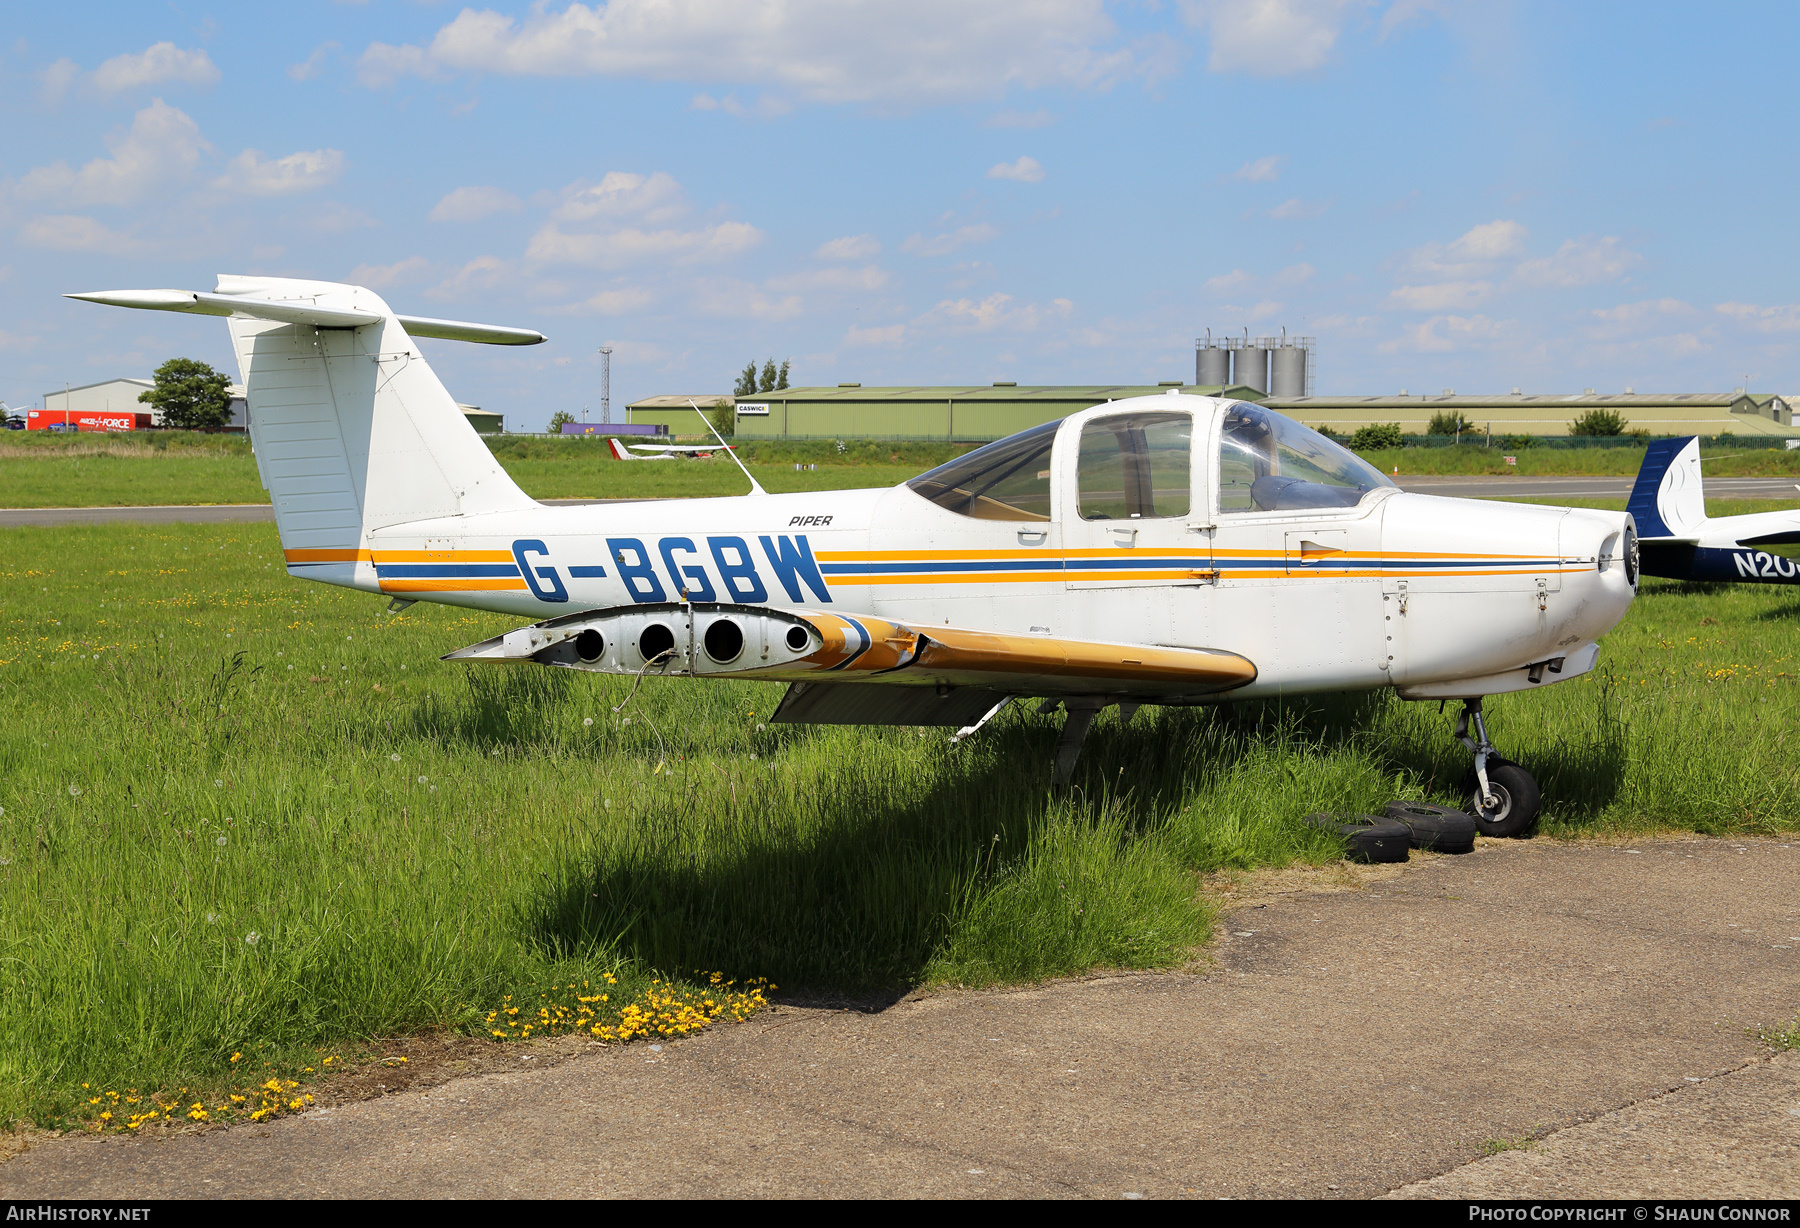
[1463,758,1540,838]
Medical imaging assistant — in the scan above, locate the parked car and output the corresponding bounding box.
[3,416,24,431]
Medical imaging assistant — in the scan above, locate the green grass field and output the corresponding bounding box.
[3,516,1798,1128]
[7,430,1800,508]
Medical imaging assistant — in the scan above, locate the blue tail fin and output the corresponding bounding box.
[1626,436,1706,539]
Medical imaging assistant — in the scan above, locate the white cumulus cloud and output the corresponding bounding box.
[348,256,430,289]
[1512,236,1642,288]
[692,278,802,321]
[358,0,1144,105]
[914,292,1072,332]
[15,100,209,207]
[844,323,906,347]
[901,224,1000,258]
[815,234,880,261]
[1401,219,1528,278]
[526,172,762,270]
[1379,312,1510,354]
[430,186,524,223]
[987,156,1045,183]
[91,43,221,94]
[1715,302,1800,334]
[1388,280,1491,311]
[213,148,345,196]
[20,214,150,257]
[1181,0,1361,76]
[767,265,889,293]
[1231,154,1284,182]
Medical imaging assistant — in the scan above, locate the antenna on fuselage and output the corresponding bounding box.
[689,399,767,496]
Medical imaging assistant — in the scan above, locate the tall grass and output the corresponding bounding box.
[2,524,1796,1123]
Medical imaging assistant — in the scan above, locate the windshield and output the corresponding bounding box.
[906,418,1060,521]
[1218,403,1394,513]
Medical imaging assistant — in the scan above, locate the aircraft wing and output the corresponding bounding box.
[445,602,1257,721]
[624,442,731,453]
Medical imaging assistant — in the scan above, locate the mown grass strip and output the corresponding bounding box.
[2,522,1797,1131]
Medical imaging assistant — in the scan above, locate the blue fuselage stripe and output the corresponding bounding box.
[374,564,522,578]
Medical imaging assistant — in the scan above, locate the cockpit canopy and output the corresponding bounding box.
[1218,402,1394,513]
[907,399,1392,521]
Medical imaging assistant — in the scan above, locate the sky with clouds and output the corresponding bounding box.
[4,1,1799,428]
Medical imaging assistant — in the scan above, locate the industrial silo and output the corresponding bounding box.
[1270,344,1308,397]
[1196,335,1232,386]
[1236,342,1270,395]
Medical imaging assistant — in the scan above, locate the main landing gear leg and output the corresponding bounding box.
[1453,698,1541,838]
[1051,699,1105,787]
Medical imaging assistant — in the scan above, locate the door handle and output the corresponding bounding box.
[1016,528,1048,545]
[1108,526,1137,546]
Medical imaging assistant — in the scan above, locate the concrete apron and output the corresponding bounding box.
[4,837,1797,1199]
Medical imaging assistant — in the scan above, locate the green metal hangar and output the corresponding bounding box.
[1260,390,1797,438]
[628,382,1262,441]
[627,384,1799,441]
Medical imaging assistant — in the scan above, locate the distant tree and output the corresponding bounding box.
[734,362,758,397]
[758,358,778,393]
[707,398,735,439]
[776,359,790,390]
[1570,408,1627,437]
[547,410,576,433]
[139,358,232,430]
[1350,423,1407,451]
[1427,410,1477,436]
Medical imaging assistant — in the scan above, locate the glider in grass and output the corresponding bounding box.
[71,276,1641,833]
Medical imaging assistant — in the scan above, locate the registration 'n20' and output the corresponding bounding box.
[1734,550,1798,579]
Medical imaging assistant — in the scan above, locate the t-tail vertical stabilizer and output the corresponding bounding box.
[1625,435,1707,541]
[66,276,546,592]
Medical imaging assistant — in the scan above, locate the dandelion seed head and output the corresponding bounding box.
[583,717,594,727]
[417,775,428,784]
[68,784,81,797]
[214,779,223,787]
[390,754,401,763]
[216,836,227,846]
[244,931,260,946]
[206,913,218,924]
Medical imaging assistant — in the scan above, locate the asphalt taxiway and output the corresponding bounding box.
[5,837,1795,1199]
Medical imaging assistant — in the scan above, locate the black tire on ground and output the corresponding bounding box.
[1382,800,1478,854]
[1462,759,1541,838]
[1302,813,1411,864]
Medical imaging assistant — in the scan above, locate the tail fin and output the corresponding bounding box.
[608,437,636,461]
[1625,435,1707,539]
[69,275,543,587]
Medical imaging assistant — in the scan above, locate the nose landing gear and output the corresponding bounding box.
[1454,699,1541,838]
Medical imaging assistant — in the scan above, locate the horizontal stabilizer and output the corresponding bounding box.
[66,289,546,346]
[66,288,379,329]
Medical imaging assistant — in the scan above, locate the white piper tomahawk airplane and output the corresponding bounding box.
[607,437,732,461]
[70,276,1643,834]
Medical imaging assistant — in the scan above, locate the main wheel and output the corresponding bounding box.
[1465,759,1540,838]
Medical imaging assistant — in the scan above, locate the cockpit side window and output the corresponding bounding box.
[905,418,1059,521]
[1077,411,1191,521]
[1218,402,1394,514]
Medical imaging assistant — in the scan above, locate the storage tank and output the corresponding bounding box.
[1235,345,1269,395]
[1270,345,1307,397]
[1196,342,1231,386]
